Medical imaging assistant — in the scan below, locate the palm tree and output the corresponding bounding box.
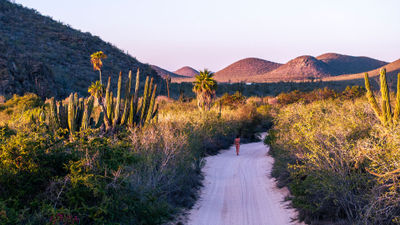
[90,51,107,84]
[88,81,112,130]
[192,69,217,110]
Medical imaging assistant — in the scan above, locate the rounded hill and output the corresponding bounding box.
[316,53,388,75]
[174,66,199,77]
[261,55,333,81]
[214,58,282,82]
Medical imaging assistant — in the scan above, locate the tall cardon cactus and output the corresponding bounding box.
[47,93,96,135]
[364,68,400,126]
[89,69,158,133]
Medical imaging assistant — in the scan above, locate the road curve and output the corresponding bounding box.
[187,133,302,225]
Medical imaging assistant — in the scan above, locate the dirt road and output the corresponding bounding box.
[187,134,302,225]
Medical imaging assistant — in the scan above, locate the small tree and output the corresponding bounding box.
[192,69,217,110]
[90,51,107,84]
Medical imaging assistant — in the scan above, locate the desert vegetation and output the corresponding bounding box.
[266,69,400,224]
[0,67,271,224]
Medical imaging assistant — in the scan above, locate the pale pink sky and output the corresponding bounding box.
[15,0,400,72]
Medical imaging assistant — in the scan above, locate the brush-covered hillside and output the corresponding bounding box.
[0,0,161,99]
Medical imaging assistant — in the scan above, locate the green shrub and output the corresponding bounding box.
[220,91,246,108]
[267,97,400,224]
[276,86,365,105]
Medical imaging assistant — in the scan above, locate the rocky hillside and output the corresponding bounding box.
[214,58,281,82]
[0,0,161,98]
[174,66,199,77]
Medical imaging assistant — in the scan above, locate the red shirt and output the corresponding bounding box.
[235,138,240,146]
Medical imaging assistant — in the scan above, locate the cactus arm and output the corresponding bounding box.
[133,69,140,109]
[68,93,76,134]
[81,96,94,130]
[76,97,84,128]
[121,70,132,125]
[49,97,59,128]
[110,92,114,120]
[393,73,400,122]
[128,69,141,125]
[128,96,134,126]
[364,73,382,120]
[105,76,111,120]
[140,76,150,123]
[380,68,392,125]
[145,84,157,125]
[113,72,122,126]
[152,103,158,119]
[57,101,68,129]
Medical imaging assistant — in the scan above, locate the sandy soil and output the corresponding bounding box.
[187,134,303,225]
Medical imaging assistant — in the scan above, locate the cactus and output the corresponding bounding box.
[394,73,400,121]
[380,69,392,124]
[45,69,159,136]
[81,96,94,130]
[145,84,157,124]
[364,69,400,126]
[121,70,133,125]
[140,76,151,123]
[364,73,381,118]
[84,69,159,132]
[57,101,68,129]
[127,75,158,127]
[49,97,59,127]
[47,93,97,135]
[128,69,141,125]
[113,72,122,126]
[67,93,76,134]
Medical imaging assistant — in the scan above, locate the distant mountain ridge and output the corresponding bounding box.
[0,0,161,98]
[150,65,188,78]
[254,53,389,82]
[175,53,390,83]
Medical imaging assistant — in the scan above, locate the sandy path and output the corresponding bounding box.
[187,134,302,225]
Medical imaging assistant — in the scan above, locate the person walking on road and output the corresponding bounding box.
[235,135,241,156]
